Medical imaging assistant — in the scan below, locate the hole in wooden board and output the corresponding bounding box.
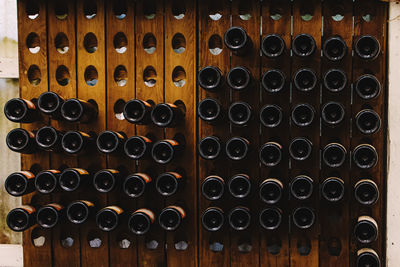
[60,232,75,248]
[54,2,68,20]
[143,66,157,87]
[209,241,224,252]
[362,14,373,22]
[174,240,188,251]
[29,163,42,175]
[328,237,342,256]
[26,32,40,54]
[114,65,128,87]
[267,236,282,255]
[26,0,39,20]
[270,6,282,21]
[297,237,311,255]
[300,5,314,21]
[172,1,185,19]
[238,0,251,20]
[146,239,159,250]
[56,65,70,86]
[172,66,186,87]
[84,32,98,53]
[113,32,128,54]
[84,65,98,86]
[114,99,126,121]
[87,230,103,248]
[27,65,41,86]
[208,0,222,21]
[113,0,127,19]
[31,227,46,247]
[55,32,69,54]
[237,238,252,253]
[83,0,97,19]
[143,33,157,54]
[143,1,156,20]
[174,100,186,113]
[331,4,344,21]
[172,33,186,54]
[116,233,131,249]
[208,34,223,55]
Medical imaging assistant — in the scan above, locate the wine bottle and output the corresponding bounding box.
[122,173,152,198]
[259,178,283,204]
[228,174,251,199]
[291,103,315,127]
[6,128,37,154]
[259,207,282,230]
[356,109,381,135]
[290,175,314,200]
[228,206,251,231]
[260,104,283,128]
[151,136,185,164]
[321,102,345,126]
[228,101,252,126]
[36,203,65,229]
[201,207,224,232]
[124,135,153,160]
[96,206,124,232]
[321,177,345,202]
[201,175,225,201]
[226,66,252,91]
[292,34,316,57]
[128,208,155,235]
[197,98,223,124]
[355,74,381,100]
[59,168,90,192]
[61,98,98,123]
[323,69,347,93]
[289,137,312,161]
[93,169,120,193]
[261,69,285,93]
[6,205,36,232]
[261,34,285,58]
[35,170,60,194]
[322,143,347,168]
[259,142,282,167]
[62,130,95,155]
[353,144,378,169]
[151,103,185,128]
[354,216,378,244]
[97,131,126,155]
[354,179,379,206]
[66,200,95,224]
[355,35,380,60]
[198,136,222,160]
[5,171,36,197]
[4,98,40,123]
[294,68,317,92]
[198,66,223,91]
[159,205,186,231]
[37,91,65,120]
[356,248,381,267]
[225,136,250,161]
[323,36,347,61]
[36,126,63,152]
[292,207,315,229]
[123,99,154,125]
[156,171,183,196]
[224,26,252,55]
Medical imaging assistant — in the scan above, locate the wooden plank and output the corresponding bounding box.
[164,0,197,266]
[17,0,52,266]
[75,1,109,266]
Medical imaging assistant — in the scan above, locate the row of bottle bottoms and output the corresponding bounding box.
[5,169,379,206]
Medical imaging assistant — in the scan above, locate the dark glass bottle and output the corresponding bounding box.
[355,35,380,60]
[354,179,379,206]
[198,98,223,124]
[96,131,126,155]
[151,136,185,164]
[35,126,63,152]
[261,69,285,93]
[356,248,380,267]
[225,137,250,161]
[224,26,252,55]
[289,137,312,161]
[321,102,345,126]
[353,144,378,169]
[291,103,315,127]
[198,66,223,91]
[260,104,283,128]
[290,175,314,200]
[36,203,65,229]
[128,208,155,235]
[228,206,251,231]
[259,178,283,205]
[93,169,120,193]
[123,173,152,198]
[292,34,316,57]
[5,171,36,197]
[198,136,222,160]
[259,207,282,230]
[356,109,381,135]
[151,103,185,128]
[37,92,65,120]
[226,67,252,91]
[201,175,225,201]
[124,135,153,160]
[355,74,381,100]
[294,68,317,92]
[202,207,224,232]
[59,168,90,192]
[323,36,347,61]
[261,34,285,58]
[321,177,345,202]
[156,171,184,196]
[159,205,186,231]
[323,69,347,93]
[4,98,40,123]
[259,142,282,167]
[228,101,252,126]
[62,130,95,155]
[96,206,124,232]
[228,174,251,199]
[123,99,154,125]
[6,205,37,232]
[322,143,347,168]
[35,170,60,194]
[66,200,95,224]
[61,98,98,123]
[292,207,315,229]
[354,216,378,244]
[6,128,37,154]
